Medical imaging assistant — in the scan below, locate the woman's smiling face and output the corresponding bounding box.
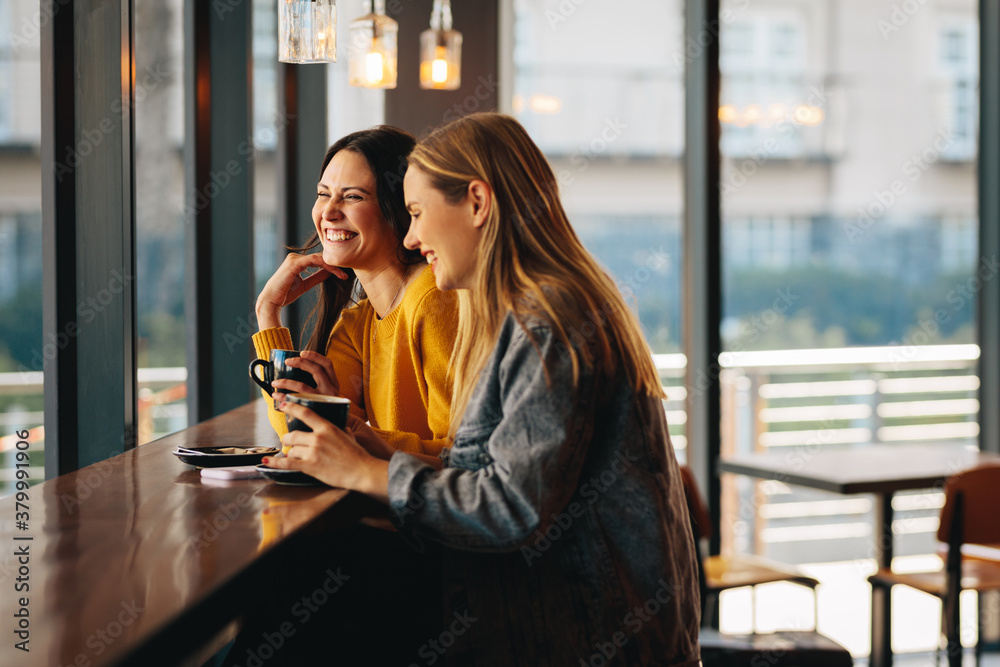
[403,166,485,292]
[312,149,398,272]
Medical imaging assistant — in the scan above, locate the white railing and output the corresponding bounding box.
[0,368,189,492]
[719,344,980,451]
[653,343,979,450]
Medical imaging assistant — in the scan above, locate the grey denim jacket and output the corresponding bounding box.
[388,311,701,666]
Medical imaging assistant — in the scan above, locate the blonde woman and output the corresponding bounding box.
[268,113,701,665]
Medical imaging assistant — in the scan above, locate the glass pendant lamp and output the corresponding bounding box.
[348,0,398,88]
[278,0,337,63]
[420,0,462,90]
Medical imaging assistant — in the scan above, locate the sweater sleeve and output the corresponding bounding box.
[250,326,295,438]
[371,286,458,456]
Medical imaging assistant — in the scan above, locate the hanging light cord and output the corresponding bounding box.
[431,0,453,32]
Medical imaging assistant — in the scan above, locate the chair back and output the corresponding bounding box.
[678,465,713,540]
[936,462,1000,546]
[677,465,713,624]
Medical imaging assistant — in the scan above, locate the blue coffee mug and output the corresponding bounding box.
[249,349,317,396]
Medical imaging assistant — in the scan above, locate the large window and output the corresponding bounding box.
[718,0,980,654]
[511,0,686,452]
[135,0,187,444]
[0,0,43,493]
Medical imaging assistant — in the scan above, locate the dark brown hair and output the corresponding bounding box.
[295,125,422,351]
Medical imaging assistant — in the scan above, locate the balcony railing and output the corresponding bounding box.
[0,367,188,494]
[720,344,978,564]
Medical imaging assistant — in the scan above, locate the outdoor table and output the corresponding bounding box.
[719,442,999,667]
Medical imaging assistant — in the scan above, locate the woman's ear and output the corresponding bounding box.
[468,180,491,229]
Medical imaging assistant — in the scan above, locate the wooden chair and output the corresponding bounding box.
[678,466,853,667]
[868,462,1000,667]
[697,628,853,667]
[678,465,820,631]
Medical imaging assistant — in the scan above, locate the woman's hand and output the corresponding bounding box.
[255,252,349,330]
[264,401,389,502]
[345,414,397,460]
[272,350,341,400]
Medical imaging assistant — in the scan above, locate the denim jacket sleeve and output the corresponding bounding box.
[386,315,593,551]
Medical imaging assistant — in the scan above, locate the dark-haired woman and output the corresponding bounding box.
[252,126,457,456]
[232,126,454,665]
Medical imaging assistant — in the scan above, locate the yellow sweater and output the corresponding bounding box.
[252,265,458,455]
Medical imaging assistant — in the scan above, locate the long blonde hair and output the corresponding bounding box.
[408,113,664,434]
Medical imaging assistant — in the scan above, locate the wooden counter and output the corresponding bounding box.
[0,400,379,667]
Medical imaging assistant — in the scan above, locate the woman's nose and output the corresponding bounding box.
[321,198,341,220]
[403,225,419,250]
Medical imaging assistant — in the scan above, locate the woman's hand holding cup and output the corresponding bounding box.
[276,393,350,455]
[267,396,388,496]
[272,350,341,403]
[249,349,317,406]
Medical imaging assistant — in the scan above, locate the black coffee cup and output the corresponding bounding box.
[283,393,351,439]
[249,349,318,397]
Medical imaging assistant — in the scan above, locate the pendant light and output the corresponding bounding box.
[278,0,337,64]
[420,0,462,90]
[348,0,398,88]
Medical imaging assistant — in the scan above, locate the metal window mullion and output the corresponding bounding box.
[41,0,78,475]
[277,63,328,342]
[683,0,723,555]
[184,0,256,423]
[979,0,1000,456]
[121,0,138,451]
[42,0,138,474]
